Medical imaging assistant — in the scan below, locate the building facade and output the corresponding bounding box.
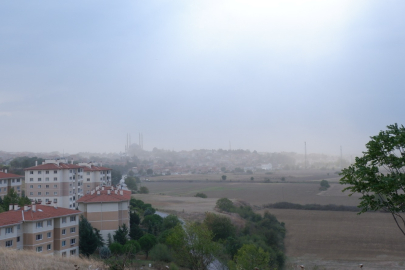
[25,159,84,209]
[77,187,130,241]
[0,204,80,257]
[0,170,24,198]
[78,163,112,195]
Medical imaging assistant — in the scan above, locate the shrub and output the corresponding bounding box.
[195,192,207,198]
[99,246,111,259]
[139,186,149,194]
[109,242,124,255]
[216,198,234,212]
[149,243,173,262]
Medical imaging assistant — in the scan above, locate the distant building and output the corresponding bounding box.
[24,159,84,209]
[261,163,273,170]
[0,203,80,257]
[0,170,24,198]
[78,162,112,195]
[77,186,131,241]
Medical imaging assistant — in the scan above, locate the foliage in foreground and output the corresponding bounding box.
[340,123,405,236]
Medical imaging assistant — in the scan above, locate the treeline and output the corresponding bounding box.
[263,202,360,212]
[79,197,286,270]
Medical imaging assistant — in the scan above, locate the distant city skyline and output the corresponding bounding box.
[1,1,405,156]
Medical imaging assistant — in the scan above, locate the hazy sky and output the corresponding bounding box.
[1,1,405,156]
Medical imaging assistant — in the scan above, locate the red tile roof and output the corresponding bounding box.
[0,205,81,227]
[82,165,111,172]
[77,189,131,203]
[25,163,83,171]
[0,172,23,179]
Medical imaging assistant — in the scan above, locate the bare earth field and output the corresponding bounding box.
[141,181,361,206]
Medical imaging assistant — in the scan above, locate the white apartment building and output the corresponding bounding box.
[0,170,24,198]
[25,159,84,209]
[78,162,112,195]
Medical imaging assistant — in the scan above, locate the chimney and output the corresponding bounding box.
[107,190,111,195]
[9,205,13,211]
[71,159,74,164]
[97,191,100,195]
[102,186,105,191]
[24,205,28,211]
[32,204,36,212]
[14,204,19,210]
[120,190,123,196]
[54,201,57,209]
[115,190,118,195]
[5,169,7,173]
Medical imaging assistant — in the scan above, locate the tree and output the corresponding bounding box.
[250,177,254,181]
[94,228,105,248]
[125,176,138,191]
[139,234,157,259]
[216,198,234,212]
[111,170,122,186]
[340,123,405,236]
[162,214,181,230]
[228,244,270,270]
[203,212,235,241]
[167,223,219,270]
[142,214,163,235]
[129,224,144,240]
[139,186,149,194]
[113,224,129,245]
[319,180,330,191]
[130,211,141,226]
[222,175,227,181]
[2,188,19,211]
[79,216,99,257]
[147,168,153,175]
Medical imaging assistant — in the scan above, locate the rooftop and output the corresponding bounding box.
[0,205,81,227]
[25,163,83,171]
[0,172,24,179]
[77,189,131,203]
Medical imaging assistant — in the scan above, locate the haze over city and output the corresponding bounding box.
[1,1,405,156]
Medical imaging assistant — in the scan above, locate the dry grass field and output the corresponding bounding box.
[257,209,405,269]
[141,181,360,206]
[0,247,105,270]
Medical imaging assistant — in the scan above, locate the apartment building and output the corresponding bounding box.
[77,186,130,241]
[0,203,80,257]
[0,170,24,198]
[25,159,84,209]
[78,162,112,195]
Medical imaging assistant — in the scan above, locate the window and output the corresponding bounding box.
[38,192,41,195]
[5,227,13,234]
[54,184,57,188]
[38,178,42,182]
[70,170,72,173]
[54,192,58,195]
[47,244,51,250]
[47,220,52,226]
[87,178,90,182]
[87,172,90,175]
[46,185,49,188]
[36,234,42,240]
[17,186,20,190]
[30,192,33,195]
[62,229,66,235]
[30,185,33,188]
[54,171,57,174]
[47,232,51,238]
[36,246,42,252]
[3,188,6,192]
[62,251,66,257]
[36,221,43,228]
[46,192,49,195]
[45,178,49,182]
[38,171,42,174]
[30,171,33,174]
[70,227,76,233]
[46,171,49,174]
[6,240,12,247]
[69,191,72,194]
[70,216,76,222]
[30,178,33,182]
[70,238,76,245]
[38,185,41,188]
[70,249,76,255]
[53,199,57,203]
[62,217,66,224]
[54,177,57,181]
[69,177,72,180]
[17,236,20,242]
[17,224,20,230]
[87,185,90,188]
[62,240,66,247]
[17,179,20,183]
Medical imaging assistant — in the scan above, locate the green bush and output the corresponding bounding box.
[216,198,234,212]
[195,192,207,198]
[149,243,173,262]
[99,246,111,259]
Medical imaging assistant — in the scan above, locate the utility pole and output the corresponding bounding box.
[304,142,307,169]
